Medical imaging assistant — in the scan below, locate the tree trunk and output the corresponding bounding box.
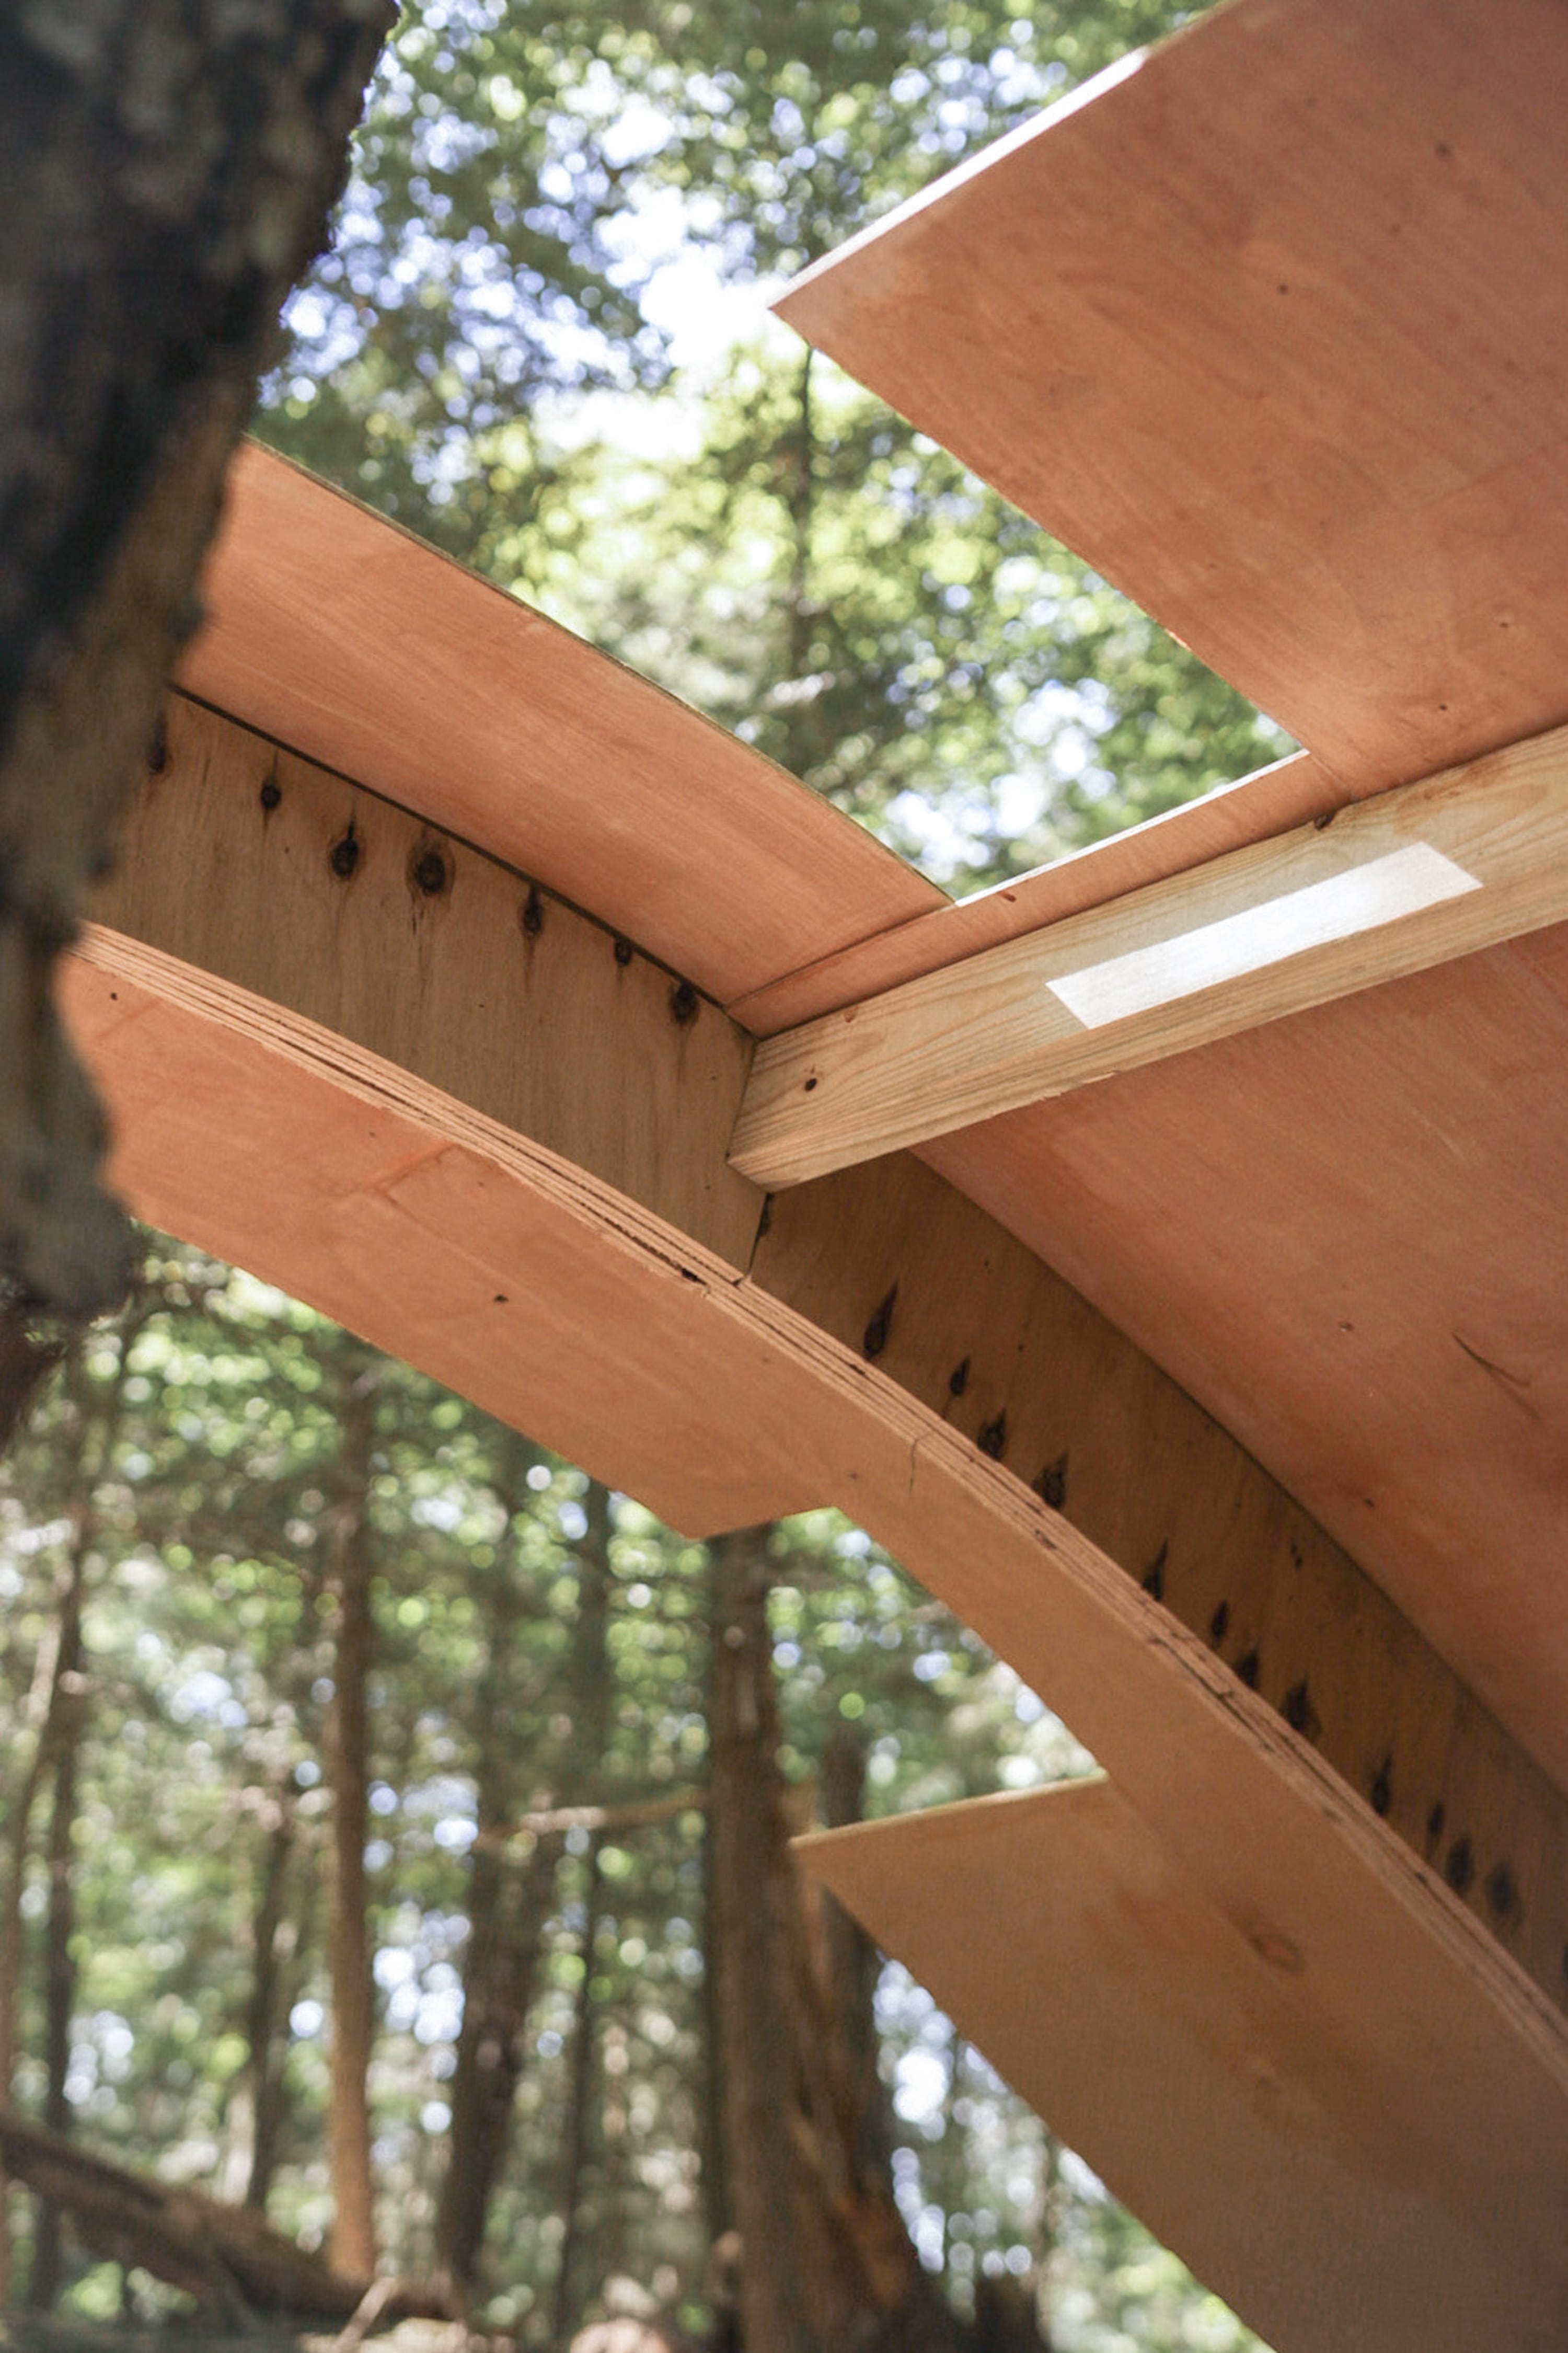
[706,1526,825,2353]
[550,1832,604,2349]
[27,1670,86,2310]
[0,1369,97,2301]
[435,1824,563,2297]
[434,1431,542,2297]
[707,1530,966,2353]
[0,0,392,1312]
[243,1792,297,2212]
[819,1730,894,2187]
[326,1356,378,2279]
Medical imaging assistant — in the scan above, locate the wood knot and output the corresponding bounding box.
[862,1286,896,1360]
[521,885,544,936]
[329,824,360,879]
[1034,1454,1067,1510]
[670,979,699,1026]
[412,846,448,897]
[977,1411,1008,1461]
[259,775,282,813]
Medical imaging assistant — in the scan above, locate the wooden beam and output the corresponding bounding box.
[730,722,1568,1185]
[84,694,1568,2017]
[798,1783,1568,2353]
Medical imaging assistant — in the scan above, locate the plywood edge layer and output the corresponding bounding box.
[731,722,1568,1185]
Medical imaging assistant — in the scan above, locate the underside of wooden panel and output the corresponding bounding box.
[94,694,765,1269]
[798,1783,1568,2353]
[754,1156,1568,2007]
[776,0,1568,794]
[920,925,1568,1796]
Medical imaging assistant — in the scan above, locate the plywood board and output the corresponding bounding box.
[93,702,1568,1997]
[181,442,943,1006]
[799,1781,1568,2353]
[62,931,1568,2337]
[922,921,1568,1790]
[776,0,1568,793]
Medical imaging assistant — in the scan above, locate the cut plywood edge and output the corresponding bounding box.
[733,720,1568,1185]
[797,1781,1568,2353]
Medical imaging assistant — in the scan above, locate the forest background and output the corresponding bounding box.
[2,3,1286,2348]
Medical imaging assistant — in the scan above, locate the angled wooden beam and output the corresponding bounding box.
[798,1783,1568,2353]
[729,723,1568,1186]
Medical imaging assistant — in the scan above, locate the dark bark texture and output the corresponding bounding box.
[0,0,391,1312]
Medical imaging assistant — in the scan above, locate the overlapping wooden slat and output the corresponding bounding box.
[798,1782,1568,2353]
[775,0,1568,792]
[68,694,1568,2342]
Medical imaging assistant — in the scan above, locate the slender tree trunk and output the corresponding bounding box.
[28,1696,85,2309]
[820,1730,893,2186]
[435,1434,560,2298]
[0,1337,111,2301]
[435,1826,563,2297]
[243,1793,296,2211]
[549,1833,604,2348]
[326,1357,378,2280]
[707,1526,824,2353]
[0,0,391,1312]
[707,1532,966,2353]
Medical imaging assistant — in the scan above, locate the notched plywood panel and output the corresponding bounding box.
[182,443,943,1005]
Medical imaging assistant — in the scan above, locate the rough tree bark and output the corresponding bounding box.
[0,0,392,1313]
[325,1353,379,2279]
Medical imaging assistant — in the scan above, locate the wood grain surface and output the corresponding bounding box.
[776,0,1568,793]
[732,722,1568,1183]
[181,441,942,1005]
[799,1781,1568,2353]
